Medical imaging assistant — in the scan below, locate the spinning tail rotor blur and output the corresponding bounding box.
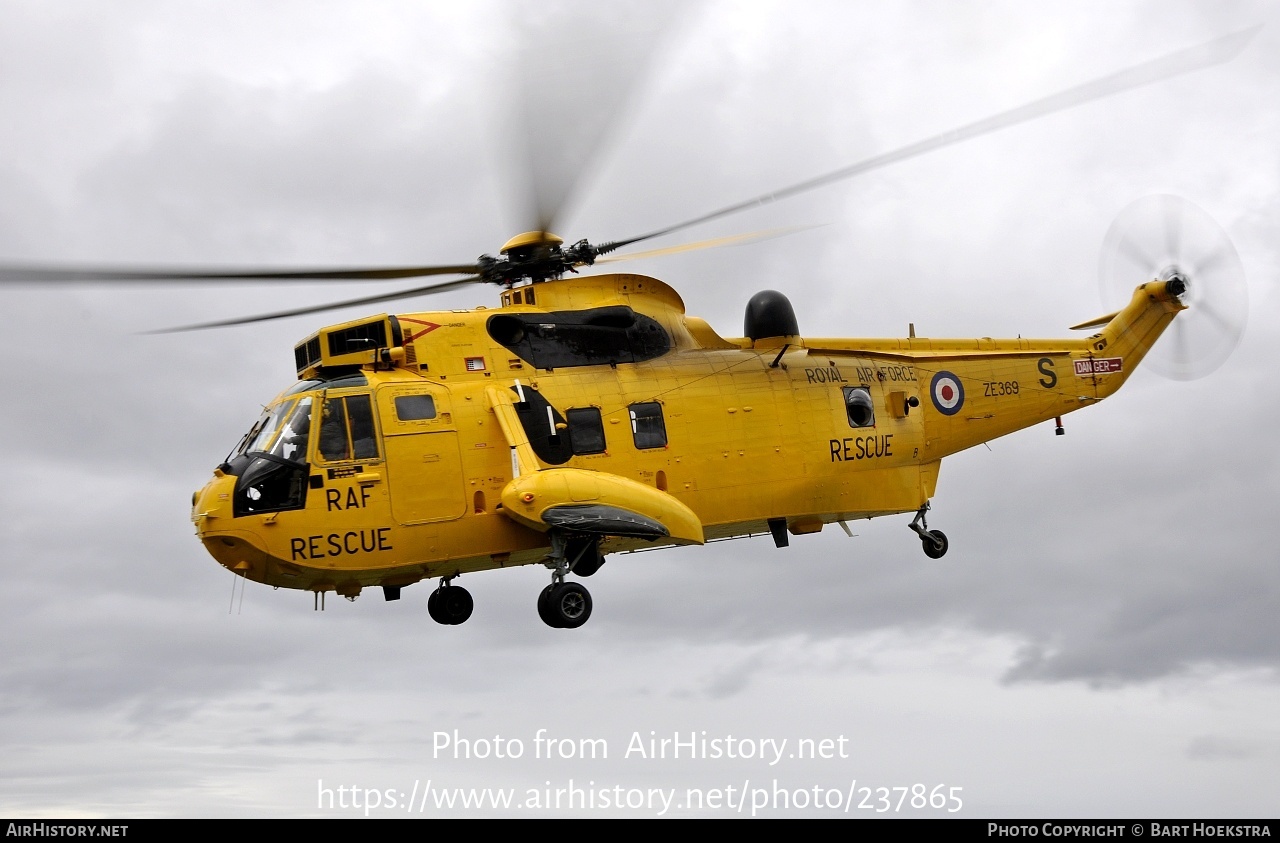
[1098,195,1247,380]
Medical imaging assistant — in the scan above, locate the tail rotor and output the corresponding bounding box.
[1099,195,1247,380]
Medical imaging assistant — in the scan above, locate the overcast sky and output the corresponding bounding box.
[1,0,1277,818]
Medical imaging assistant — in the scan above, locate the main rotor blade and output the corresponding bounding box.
[0,262,481,285]
[605,26,1259,252]
[148,275,484,333]
[513,4,682,235]
[596,227,814,264]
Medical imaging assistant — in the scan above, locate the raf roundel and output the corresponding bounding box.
[930,371,965,416]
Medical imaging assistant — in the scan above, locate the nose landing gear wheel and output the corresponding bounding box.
[428,584,474,625]
[538,581,592,629]
[921,530,948,559]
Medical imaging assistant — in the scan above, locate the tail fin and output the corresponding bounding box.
[1089,278,1186,396]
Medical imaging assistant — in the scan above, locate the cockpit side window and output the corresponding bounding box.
[320,397,350,461]
[316,394,381,463]
[348,395,379,459]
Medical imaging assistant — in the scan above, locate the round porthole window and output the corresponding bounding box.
[844,387,875,428]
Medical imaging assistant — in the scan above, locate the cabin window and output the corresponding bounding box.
[318,394,381,462]
[567,407,606,455]
[395,394,437,421]
[629,402,667,449]
[843,387,875,428]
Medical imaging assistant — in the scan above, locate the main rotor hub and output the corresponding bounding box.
[500,231,565,255]
[479,231,606,287]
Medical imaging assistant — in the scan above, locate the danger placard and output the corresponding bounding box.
[1074,358,1123,376]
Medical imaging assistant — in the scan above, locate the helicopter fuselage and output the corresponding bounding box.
[191,272,1182,606]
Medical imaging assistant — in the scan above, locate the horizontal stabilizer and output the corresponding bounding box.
[1070,309,1120,331]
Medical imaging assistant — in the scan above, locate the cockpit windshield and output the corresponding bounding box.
[231,401,289,459]
[228,396,314,464]
[224,396,315,518]
[268,398,313,462]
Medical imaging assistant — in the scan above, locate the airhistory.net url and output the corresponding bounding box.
[317,778,964,816]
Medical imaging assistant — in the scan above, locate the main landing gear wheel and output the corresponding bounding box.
[538,581,593,629]
[537,584,558,627]
[428,584,474,625]
[921,530,948,559]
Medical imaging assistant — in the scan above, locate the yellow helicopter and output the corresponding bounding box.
[1,28,1253,629]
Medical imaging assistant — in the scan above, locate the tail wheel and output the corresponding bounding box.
[921,530,948,559]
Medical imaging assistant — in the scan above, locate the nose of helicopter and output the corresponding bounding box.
[191,470,269,580]
[191,469,234,529]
